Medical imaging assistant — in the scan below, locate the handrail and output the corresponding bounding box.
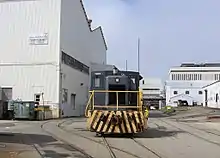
[93,105,142,108]
[85,91,94,117]
[85,89,144,115]
[89,90,140,93]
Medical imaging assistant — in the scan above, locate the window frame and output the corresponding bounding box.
[94,75,101,88]
[62,88,68,104]
[34,94,41,102]
[185,91,190,94]
[173,91,178,95]
[71,93,76,110]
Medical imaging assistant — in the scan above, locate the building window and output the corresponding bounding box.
[216,94,219,103]
[215,74,219,80]
[198,91,203,95]
[62,89,68,104]
[174,74,177,80]
[34,94,41,102]
[71,93,76,110]
[177,74,180,80]
[185,91,189,94]
[61,51,89,74]
[94,75,101,87]
[189,74,192,80]
[173,91,178,95]
[2,88,13,101]
[193,74,196,80]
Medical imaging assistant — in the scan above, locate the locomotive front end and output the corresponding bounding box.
[85,68,148,135]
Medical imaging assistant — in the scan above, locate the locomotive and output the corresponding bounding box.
[85,66,148,135]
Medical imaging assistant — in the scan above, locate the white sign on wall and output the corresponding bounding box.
[29,33,48,45]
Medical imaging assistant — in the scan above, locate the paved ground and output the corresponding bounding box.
[1,106,220,158]
[0,120,89,158]
[59,107,220,158]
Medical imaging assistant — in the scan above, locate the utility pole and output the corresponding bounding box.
[125,60,128,71]
[137,38,140,72]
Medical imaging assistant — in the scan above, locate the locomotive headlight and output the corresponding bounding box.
[115,78,120,83]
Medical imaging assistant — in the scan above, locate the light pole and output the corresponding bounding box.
[137,38,140,73]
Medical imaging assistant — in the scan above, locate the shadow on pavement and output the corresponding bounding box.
[0,132,84,158]
[43,150,71,158]
[42,143,86,158]
[104,127,184,139]
[0,132,56,145]
[134,128,185,138]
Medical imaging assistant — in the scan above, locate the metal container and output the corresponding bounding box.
[13,101,35,120]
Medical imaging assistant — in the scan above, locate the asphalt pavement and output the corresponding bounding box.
[1,107,220,158]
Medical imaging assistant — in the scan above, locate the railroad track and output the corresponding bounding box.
[158,118,220,147]
[58,119,142,158]
[102,136,117,158]
[182,123,220,137]
[176,118,220,137]
[131,137,163,158]
[58,119,166,158]
[40,121,93,158]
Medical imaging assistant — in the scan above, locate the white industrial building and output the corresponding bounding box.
[166,63,220,106]
[140,78,165,109]
[0,0,107,117]
[202,81,220,109]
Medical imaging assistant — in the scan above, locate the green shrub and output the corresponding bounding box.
[161,106,176,114]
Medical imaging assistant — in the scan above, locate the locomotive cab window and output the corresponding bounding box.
[94,75,101,87]
[131,78,136,84]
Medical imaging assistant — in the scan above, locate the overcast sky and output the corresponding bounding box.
[84,0,220,80]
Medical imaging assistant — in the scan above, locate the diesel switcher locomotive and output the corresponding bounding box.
[85,67,148,135]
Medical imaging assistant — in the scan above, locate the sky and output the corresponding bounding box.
[83,0,220,80]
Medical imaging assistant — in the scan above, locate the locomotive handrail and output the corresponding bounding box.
[84,90,143,112]
[93,105,142,108]
[89,90,140,93]
[85,90,94,117]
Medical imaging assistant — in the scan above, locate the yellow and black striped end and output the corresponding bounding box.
[87,110,147,134]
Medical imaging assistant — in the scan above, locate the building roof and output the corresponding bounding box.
[170,93,194,100]
[202,80,220,88]
[180,63,220,67]
[90,63,118,71]
[80,0,108,50]
[169,63,220,74]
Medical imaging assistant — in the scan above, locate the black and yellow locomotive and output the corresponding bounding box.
[85,67,148,135]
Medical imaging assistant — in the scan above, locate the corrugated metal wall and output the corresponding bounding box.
[0,0,61,103]
[59,0,107,116]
